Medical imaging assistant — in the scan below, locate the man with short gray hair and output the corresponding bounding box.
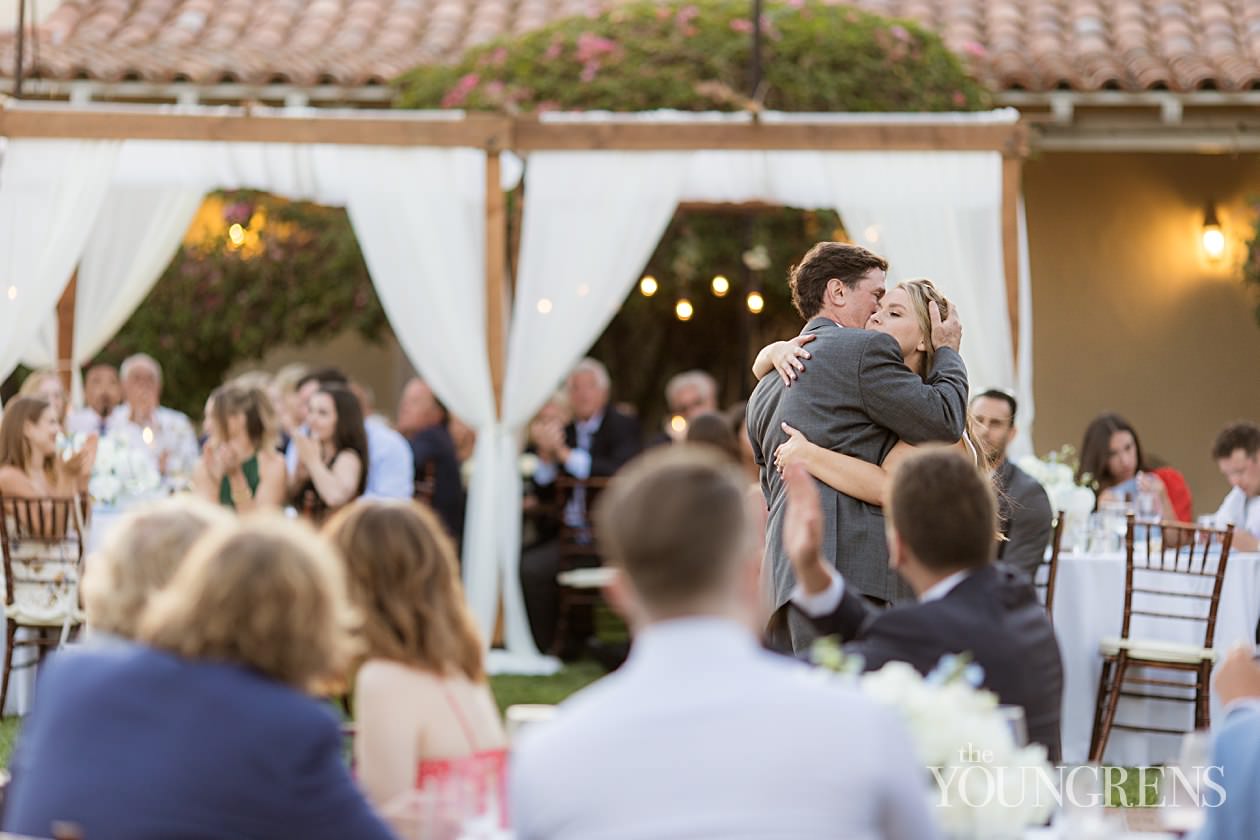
[106,353,198,479]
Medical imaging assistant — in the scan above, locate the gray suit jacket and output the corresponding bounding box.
[747,319,969,607]
[994,458,1054,579]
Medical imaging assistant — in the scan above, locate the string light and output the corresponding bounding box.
[670,415,687,434]
[710,275,730,297]
[675,298,694,321]
[746,291,765,314]
[639,275,658,297]
[228,223,246,246]
[537,298,553,314]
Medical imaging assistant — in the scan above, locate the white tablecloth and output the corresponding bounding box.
[1053,550,1260,765]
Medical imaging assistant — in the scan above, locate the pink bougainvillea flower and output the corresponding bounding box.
[889,25,910,42]
[536,100,561,113]
[729,18,753,33]
[580,61,600,82]
[576,32,617,63]
[440,72,480,108]
[544,39,564,60]
[656,6,672,19]
[787,0,805,7]
[961,40,987,58]
[485,80,505,98]
[952,91,967,106]
[489,47,508,66]
[676,4,699,26]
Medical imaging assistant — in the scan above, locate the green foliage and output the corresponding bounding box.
[98,192,389,417]
[396,0,990,113]
[1245,201,1260,328]
[592,207,840,429]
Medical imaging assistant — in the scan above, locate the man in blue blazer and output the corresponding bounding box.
[3,643,397,840]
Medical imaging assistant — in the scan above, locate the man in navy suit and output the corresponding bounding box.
[3,643,396,840]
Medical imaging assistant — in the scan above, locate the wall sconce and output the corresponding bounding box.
[1202,203,1226,261]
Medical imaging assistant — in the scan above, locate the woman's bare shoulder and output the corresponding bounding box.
[0,467,37,496]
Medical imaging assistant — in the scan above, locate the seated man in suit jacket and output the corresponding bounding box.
[782,447,1064,761]
[521,357,642,656]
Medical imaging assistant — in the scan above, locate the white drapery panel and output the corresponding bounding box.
[0,140,120,391]
[23,186,208,404]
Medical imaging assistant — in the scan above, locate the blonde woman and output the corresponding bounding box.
[192,382,287,511]
[324,500,506,820]
[2,515,394,840]
[754,279,980,504]
[82,496,231,642]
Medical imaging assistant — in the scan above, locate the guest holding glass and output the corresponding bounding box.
[192,382,287,512]
[325,500,506,826]
[105,353,198,481]
[288,384,368,522]
[0,396,95,498]
[2,515,396,840]
[1077,412,1190,521]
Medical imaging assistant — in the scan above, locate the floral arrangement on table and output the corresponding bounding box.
[813,641,1054,839]
[65,433,162,507]
[1016,445,1097,550]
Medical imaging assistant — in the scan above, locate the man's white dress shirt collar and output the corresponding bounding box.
[792,565,973,618]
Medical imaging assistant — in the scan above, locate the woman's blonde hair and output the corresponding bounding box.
[0,396,55,480]
[324,500,486,682]
[896,278,951,377]
[210,381,278,452]
[138,514,361,692]
[84,497,233,639]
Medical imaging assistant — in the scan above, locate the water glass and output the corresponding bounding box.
[1136,488,1160,523]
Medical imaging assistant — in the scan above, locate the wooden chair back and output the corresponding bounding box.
[0,496,85,614]
[1119,513,1235,649]
[1032,511,1066,620]
[552,476,611,566]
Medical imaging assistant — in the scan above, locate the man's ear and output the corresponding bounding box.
[826,277,845,307]
[604,570,643,630]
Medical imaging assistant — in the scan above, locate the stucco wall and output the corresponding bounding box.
[1024,152,1260,513]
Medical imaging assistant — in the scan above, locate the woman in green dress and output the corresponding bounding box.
[192,381,287,511]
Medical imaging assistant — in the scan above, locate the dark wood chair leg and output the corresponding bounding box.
[1197,662,1212,730]
[0,620,16,720]
[1092,656,1128,764]
[1089,657,1114,761]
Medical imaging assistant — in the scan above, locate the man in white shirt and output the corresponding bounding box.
[511,447,938,840]
[1211,421,1260,552]
[105,354,198,479]
[66,364,121,437]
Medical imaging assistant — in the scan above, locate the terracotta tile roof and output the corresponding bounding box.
[2,0,1259,93]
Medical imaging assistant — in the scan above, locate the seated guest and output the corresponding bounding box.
[66,363,122,436]
[511,447,938,840]
[684,410,742,466]
[191,382,287,511]
[521,358,642,655]
[350,382,415,501]
[83,497,231,642]
[0,396,95,498]
[1078,413,1189,520]
[270,363,309,453]
[288,384,368,523]
[970,389,1052,578]
[2,515,395,840]
[396,377,465,538]
[784,448,1064,760]
[1210,421,1260,552]
[18,370,68,428]
[1192,646,1260,840]
[325,501,506,821]
[105,353,198,479]
[653,369,720,443]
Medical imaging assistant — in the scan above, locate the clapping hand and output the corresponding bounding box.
[930,301,963,353]
[292,429,321,468]
[201,442,226,483]
[783,462,832,596]
[530,419,566,462]
[65,434,98,481]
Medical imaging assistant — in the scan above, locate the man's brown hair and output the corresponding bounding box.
[888,447,997,572]
[789,242,889,320]
[594,446,749,613]
[1212,421,1260,461]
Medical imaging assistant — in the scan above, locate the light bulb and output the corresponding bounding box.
[639,275,658,297]
[710,275,730,297]
[536,298,553,314]
[670,415,687,434]
[1202,226,1226,259]
[675,298,694,321]
[228,223,246,246]
[746,291,765,314]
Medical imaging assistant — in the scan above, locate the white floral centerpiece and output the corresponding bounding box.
[814,642,1054,840]
[1016,445,1096,551]
[67,433,163,508]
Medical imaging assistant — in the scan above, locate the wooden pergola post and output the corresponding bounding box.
[485,150,507,418]
[1001,125,1030,363]
[55,270,77,394]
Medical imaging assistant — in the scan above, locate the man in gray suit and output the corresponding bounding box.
[747,242,968,653]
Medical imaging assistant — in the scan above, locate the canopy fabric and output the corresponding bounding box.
[0,109,1031,673]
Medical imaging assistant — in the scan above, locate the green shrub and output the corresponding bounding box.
[397,0,990,113]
